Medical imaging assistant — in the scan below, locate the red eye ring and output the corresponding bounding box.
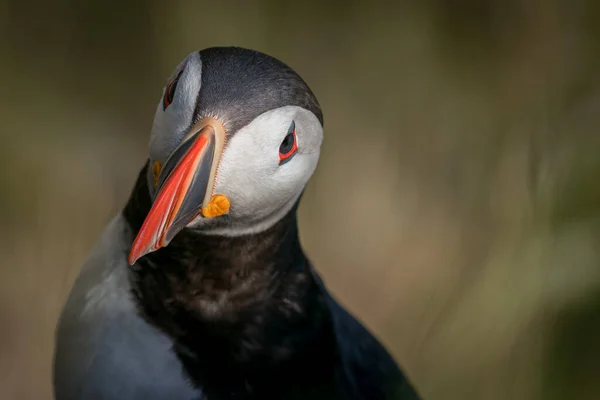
[163,70,183,110]
[279,129,298,165]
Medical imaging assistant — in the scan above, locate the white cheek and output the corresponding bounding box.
[192,106,322,235]
[148,52,202,164]
[272,154,317,197]
[214,132,279,219]
[148,101,174,162]
[214,149,319,224]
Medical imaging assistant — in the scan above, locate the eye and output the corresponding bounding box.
[279,121,298,165]
[163,70,183,110]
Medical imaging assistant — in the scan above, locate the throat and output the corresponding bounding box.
[122,163,340,397]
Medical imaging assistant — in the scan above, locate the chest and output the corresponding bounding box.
[55,257,201,400]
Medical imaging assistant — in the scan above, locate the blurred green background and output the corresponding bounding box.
[2,0,600,399]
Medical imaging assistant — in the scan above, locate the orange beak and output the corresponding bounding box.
[128,119,226,265]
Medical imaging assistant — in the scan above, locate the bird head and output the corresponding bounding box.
[128,47,324,265]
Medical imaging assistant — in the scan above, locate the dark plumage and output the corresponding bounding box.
[195,47,323,134]
[123,163,420,399]
[54,46,420,400]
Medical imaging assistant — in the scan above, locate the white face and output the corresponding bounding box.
[148,52,203,175]
[146,52,323,236]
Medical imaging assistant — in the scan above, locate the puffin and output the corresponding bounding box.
[53,47,421,400]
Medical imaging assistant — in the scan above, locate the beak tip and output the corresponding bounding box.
[128,242,148,266]
[128,251,139,266]
[128,240,164,266]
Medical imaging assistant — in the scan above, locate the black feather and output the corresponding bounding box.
[195,47,324,135]
[123,164,421,399]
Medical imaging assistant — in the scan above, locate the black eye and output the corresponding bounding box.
[279,133,295,154]
[163,70,183,110]
[279,121,298,165]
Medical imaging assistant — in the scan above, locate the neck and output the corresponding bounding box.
[122,162,341,398]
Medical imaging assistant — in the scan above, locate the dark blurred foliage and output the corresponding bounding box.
[1,1,600,399]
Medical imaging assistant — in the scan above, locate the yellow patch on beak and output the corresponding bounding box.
[201,194,230,218]
[152,161,162,188]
